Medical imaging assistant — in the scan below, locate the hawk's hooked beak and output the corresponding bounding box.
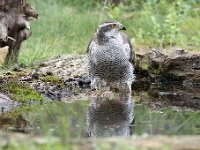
[120,26,126,31]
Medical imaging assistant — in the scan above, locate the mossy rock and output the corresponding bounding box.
[0,82,44,103]
[40,75,63,84]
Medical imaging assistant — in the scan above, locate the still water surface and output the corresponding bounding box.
[0,98,199,140]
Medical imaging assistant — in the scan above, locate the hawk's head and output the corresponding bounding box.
[97,21,126,39]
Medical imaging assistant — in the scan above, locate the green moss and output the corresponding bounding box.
[0,82,44,103]
[40,75,63,84]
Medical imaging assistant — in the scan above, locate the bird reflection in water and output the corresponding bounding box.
[86,91,134,138]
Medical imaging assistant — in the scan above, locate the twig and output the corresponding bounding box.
[8,36,16,41]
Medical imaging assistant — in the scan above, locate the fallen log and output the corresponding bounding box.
[135,49,200,86]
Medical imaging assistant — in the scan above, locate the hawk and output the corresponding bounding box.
[87,21,135,93]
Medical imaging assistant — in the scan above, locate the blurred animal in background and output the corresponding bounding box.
[23,3,38,19]
[87,20,135,96]
[0,0,38,66]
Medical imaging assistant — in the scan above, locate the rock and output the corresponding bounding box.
[0,93,19,114]
[78,77,91,88]
[39,55,88,80]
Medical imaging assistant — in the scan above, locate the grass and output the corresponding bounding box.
[19,0,200,65]
[19,0,99,65]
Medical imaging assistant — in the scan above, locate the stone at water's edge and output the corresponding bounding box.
[0,55,90,102]
[0,93,19,114]
[39,55,88,81]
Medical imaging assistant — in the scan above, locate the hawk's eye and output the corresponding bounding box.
[111,24,116,29]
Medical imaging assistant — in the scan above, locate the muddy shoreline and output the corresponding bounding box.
[0,52,200,113]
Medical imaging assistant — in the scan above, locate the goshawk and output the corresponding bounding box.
[87,21,134,93]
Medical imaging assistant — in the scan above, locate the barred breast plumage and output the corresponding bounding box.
[88,40,134,82]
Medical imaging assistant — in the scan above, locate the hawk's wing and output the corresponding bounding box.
[120,32,134,64]
[86,32,99,67]
[86,33,97,53]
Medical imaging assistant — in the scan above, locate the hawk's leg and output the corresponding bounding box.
[90,78,97,91]
[90,78,108,97]
[109,82,120,99]
[90,78,107,90]
[119,81,132,102]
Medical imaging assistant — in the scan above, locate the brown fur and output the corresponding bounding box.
[0,12,30,65]
[0,0,38,65]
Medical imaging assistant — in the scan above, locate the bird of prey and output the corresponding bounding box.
[87,20,134,93]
